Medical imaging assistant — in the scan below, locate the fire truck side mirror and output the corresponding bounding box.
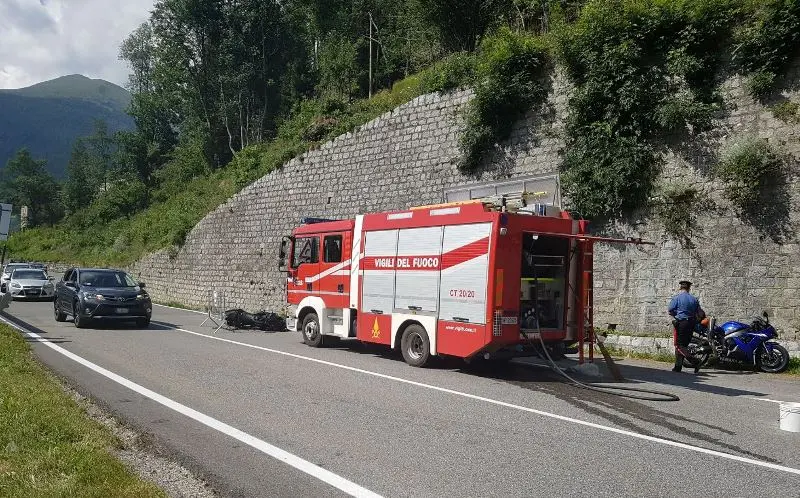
[278,236,292,272]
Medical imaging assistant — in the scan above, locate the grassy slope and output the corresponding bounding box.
[8,72,442,267]
[0,324,164,497]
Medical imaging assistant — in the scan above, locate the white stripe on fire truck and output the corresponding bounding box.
[429,206,460,216]
[305,262,351,283]
[288,290,344,296]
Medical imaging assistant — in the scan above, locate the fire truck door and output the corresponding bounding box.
[290,235,320,298]
[394,226,443,312]
[359,229,397,345]
[319,232,349,308]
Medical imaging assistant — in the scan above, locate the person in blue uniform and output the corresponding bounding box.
[668,280,702,373]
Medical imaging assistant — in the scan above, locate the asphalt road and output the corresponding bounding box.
[3,299,800,497]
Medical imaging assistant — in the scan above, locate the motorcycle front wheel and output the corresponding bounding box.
[756,343,790,373]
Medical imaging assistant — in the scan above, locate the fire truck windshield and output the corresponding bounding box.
[520,234,568,330]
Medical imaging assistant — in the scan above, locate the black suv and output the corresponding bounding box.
[54,268,152,328]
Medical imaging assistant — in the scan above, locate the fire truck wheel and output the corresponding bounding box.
[401,324,431,367]
[301,312,324,347]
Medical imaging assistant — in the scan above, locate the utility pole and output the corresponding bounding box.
[368,11,373,99]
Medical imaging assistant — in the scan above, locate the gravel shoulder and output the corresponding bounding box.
[62,378,217,498]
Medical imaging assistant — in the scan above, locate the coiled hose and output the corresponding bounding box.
[526,326,680,401]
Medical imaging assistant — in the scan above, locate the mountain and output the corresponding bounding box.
[0,75,135,179]
[3,74,133,111]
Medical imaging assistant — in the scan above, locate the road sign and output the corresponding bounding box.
[19,205,28,230]
[0,204,11,241]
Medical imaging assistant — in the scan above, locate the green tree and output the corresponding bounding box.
[119,20,177,180]
[90,176,149,222]
[121,0,313,168]
[63,140,98,215]
[86,120,115,192]
[114,130,167,186]
[1,149,62,227]
[506,0,587,33]
[317,32,362,100]
[413,0,511,52]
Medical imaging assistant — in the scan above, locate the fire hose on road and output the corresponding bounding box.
[525,266,680,402]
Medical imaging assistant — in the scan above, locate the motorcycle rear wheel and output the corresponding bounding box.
[682,343,711,369]
[756,344,790,374]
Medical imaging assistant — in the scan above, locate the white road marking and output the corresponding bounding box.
[0,316,382,498]
[153,303,206,315]
[154,322,800,478]
[750,397,797,404]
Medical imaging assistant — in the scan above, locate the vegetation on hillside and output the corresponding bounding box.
[7,0,800,265]
[8,65,475,265]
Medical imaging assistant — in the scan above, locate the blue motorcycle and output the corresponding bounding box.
[686,311,790,373]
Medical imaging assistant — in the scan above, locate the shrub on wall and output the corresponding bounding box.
[716,137,784,215]
[555,0,736,221]
[457,28,551,174]
[652,183,712,249]
[418,52,477,93]
[769,100,800,123]
[733,0,800,100]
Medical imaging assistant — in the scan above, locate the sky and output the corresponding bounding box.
[0,0,154,89]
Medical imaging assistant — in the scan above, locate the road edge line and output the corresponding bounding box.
[153,303,206,315]
[0,315,383,498]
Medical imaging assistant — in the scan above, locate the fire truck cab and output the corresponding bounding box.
[279,198,598,367]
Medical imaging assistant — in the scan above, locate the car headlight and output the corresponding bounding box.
[43,282,54,289]
[136,294,148,301]
[10,282,21,289]
[83,293,105,301]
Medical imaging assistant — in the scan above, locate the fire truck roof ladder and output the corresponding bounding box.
[409,199,484,211]
[479,191,554,214]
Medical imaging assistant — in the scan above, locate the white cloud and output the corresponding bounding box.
[0,0,154,89]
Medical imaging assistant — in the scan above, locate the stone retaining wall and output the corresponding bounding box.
[45,61,800,339]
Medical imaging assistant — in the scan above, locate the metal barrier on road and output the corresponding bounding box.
[200,287,227,334]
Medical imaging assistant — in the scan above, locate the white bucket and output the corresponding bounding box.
[779,402,800,433]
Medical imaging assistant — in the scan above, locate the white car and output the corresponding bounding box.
[7,268,55,300]
[1,263,31,292]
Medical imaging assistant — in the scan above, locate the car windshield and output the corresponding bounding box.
[4,265,29,273]
[79,271,137,288]
[11,270,47,280]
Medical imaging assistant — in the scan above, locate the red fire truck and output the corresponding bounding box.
[279,198,641,367]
